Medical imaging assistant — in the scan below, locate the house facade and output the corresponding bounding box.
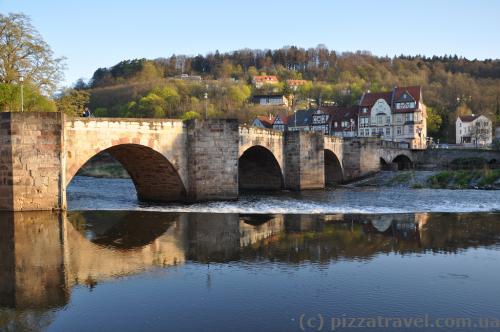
[358,86,427,149]
[286,79,308,91]
[456,115,492,147]
[309,106,358,137]
[253,94,289,107]
[272,114,289,131]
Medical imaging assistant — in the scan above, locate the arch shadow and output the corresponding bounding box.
[238,145,283,190]
[324,149,343,185]
[380,157,391,171]
[393,155,413,170]
[69,144,186,202]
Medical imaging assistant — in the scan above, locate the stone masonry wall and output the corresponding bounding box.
[186,119,239,201]
[0,113,64,211]
[342,138,381,181]
[284,131,325,190]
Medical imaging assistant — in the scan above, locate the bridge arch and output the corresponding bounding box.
[238,145,284,190]
[324,149,343,185]
[393,154,413,170]
[67,144,186,202]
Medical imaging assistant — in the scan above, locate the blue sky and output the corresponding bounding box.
[2,0,499,86]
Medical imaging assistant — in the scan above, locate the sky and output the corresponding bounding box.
[2,0,500,86]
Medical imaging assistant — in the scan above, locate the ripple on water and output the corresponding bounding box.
[67,176,500,214]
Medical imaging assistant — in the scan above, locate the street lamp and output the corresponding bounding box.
[19,76,24,112]
[204,84,208,120]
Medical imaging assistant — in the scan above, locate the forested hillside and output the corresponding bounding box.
[74,46,500,141]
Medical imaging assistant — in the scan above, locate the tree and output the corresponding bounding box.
[0,13,65,94]
[55,89,90,116]
[0,82,56,112]
[426,107,443,136]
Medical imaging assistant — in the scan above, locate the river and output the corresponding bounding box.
[1,176,500,331]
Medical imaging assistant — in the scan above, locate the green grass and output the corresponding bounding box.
[427,168,500,189]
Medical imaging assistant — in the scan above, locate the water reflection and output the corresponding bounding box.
[1,211,500,330]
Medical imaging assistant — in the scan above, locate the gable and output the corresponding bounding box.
[371,99,391,115]
[395,91,415,103]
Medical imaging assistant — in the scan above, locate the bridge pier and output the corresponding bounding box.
[284,131,325,190]
[186,119,239,201]
[0,112,65,211]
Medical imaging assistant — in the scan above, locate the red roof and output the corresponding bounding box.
[359,86,422,113]
[393,86,421,103]
[286,79,307,86]
[253,75,279,83]
[359,91,392,107]
[256,115,275,127]
[273,113,289,125]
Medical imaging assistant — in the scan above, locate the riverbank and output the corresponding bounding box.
[350,169,500,190]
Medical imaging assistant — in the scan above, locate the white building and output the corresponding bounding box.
[456,114,492,147]
[358,86,427,149]
[252,94,289,107]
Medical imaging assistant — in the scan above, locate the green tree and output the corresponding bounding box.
[0,13,65,94]
[181,111,202,120]
[426,107,443,136]
[0,82,56,112]
[56,89,90,116]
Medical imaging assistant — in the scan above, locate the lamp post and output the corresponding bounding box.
[204,84,208,120]
[417,127,423,148]
[19,76,24,112]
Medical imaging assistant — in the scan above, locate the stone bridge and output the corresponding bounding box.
[0,112,426,211]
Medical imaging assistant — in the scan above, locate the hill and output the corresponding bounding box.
[77,46,500,142]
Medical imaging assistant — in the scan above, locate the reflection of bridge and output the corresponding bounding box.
[2,210,500,312]
[2,113,500,211]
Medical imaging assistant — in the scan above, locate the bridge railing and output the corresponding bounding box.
[380,140,410,149]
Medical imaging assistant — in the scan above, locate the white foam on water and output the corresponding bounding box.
[67,176,500,214]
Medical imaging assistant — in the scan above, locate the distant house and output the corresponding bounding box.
[272,114,289,131]
[456,114,492,147]
[177,74,202,81]
[286,79,308,91]
[252,115,275,129]
[310,106,358,137]
[252,75,279,88]
[253,94,289,107]
[287,109,315,131]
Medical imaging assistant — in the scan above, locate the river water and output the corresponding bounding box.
[1,176,500,331]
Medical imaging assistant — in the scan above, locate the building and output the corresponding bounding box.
[252,75,279,88]
[310,106,358,137]
[177,74,202,81]
[252,94,289,107]
[286,79,308,91]
[252,115,275,129]
[358,86,427,149]
[456,114,492,147]
[272,114,289,131]
[287,109,314,131]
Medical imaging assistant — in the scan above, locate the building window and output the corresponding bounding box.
[377,115,384,125]
[385,127,390,135]
[397,127,402,135]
